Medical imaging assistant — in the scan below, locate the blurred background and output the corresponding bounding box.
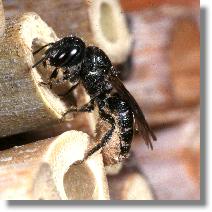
[110,0,200,200]
[1,0,200,200]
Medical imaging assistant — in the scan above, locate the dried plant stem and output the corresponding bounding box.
[0,12,71,137]
[4,0,132,64]
[0,130,109,200]
[0,0,4,36]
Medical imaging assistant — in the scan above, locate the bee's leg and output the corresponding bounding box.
[38,81,53,89]
[62,99,95,119]
[58,82,79,97]
[77,99,95,112]
[38,68,58,89]
[84,108,115,159]
[42,60,47,68]
[50,67,59,80]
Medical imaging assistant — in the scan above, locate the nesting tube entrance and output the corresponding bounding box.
[88,0,132,63]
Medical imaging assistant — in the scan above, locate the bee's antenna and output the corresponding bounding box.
[32,54,49,68]
[33,43,53,55]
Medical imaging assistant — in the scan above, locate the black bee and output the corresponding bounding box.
[32,36,156,161]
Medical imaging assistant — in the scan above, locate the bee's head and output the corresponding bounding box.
[47,36,86,68]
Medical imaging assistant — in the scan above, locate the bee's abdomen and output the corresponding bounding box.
[118,110,134,155]
[107,93,134,157]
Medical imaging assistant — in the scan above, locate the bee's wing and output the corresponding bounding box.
[109,73,156,150]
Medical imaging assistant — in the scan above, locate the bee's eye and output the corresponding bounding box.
[53,51,70,65]
[58,52,66,59]
[70,48,77,56]
[67,46,84,65]
[51,46,83,67]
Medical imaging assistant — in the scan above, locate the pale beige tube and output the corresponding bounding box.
[0,12,71,137]
[0,0,4,36]
[3,0,132,64]
[0,130,109,200]
[86,0,132,63]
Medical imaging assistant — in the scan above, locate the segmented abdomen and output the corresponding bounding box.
[107,93,134,157]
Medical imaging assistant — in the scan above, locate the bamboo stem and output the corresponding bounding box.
[108,164,154,200]
[3,0,132,64]
[0,0,4,36]
[0,12,72,138]
[0,130,109,200]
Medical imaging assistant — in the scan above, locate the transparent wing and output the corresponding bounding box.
[109,72,156,150]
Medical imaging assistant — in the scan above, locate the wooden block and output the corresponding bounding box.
[123,5,199,126]
[120,0,199,12]
[132,107,200,200]
[107,157,154,200]
[169,18,200,105]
